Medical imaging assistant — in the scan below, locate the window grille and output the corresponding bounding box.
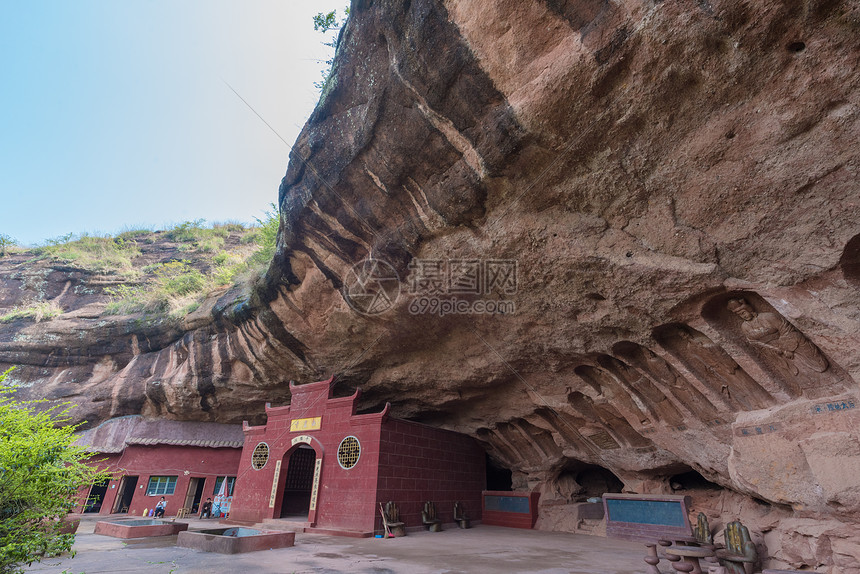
[251,442,269,470]
[337,436,361,469]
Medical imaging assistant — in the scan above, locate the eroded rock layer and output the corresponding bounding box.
[2,0,860,570]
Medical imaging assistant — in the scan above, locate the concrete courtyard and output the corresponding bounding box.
[25,515,649,574]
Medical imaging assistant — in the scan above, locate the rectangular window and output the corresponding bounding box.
[146,476,177,496]
[213,476,236,496]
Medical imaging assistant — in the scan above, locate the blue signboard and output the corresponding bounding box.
[484,495,530,514]
[606,498,685,527]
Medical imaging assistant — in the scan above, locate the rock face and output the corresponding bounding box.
[2,0,860,570]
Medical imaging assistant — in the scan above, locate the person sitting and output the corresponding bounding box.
[153,497,167,518]
[200,498,213,519]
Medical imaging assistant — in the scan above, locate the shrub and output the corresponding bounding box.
[104,261,206,316]
[163,219,207,243]
[217,222,246,233]
[249,204,279,268]
[0,235,18,257]
[212,251,231,266]
[115,227,152,242]
[0,368,111,573]
[156,261,205,297]
[195,237,225,253]
[313,7,350,92]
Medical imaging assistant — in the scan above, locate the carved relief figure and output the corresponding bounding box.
[670,326,774,410]
[727,298,829,377]
[623,344,722,423]
[568,392,651,448]
[597,355,683,426]
[576,365,652,426]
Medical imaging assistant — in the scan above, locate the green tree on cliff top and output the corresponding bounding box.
[0,368,108,574]
[313,7,350,91]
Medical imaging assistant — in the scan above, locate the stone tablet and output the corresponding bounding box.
[603,493,694,543]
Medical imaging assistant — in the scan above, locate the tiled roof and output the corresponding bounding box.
[125,437,244,448]
[75,415,244,453]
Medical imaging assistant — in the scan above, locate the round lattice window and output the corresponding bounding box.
[251,442,269,470]
[337,436,361,469]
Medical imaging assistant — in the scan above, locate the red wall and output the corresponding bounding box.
[228,379,485,535]
[377,419,485,529]
[229,385,385,533]
[80,444,241,517]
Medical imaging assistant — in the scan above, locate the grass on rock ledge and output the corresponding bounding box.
[103,211,278,318]
[34,234,141,278]
[0,300,63,323]
[0,207,279,321]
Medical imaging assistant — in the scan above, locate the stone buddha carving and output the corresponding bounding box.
[727,297,828,376]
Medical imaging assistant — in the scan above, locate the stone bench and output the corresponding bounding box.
[421,501,443,532]
[379,501,406,537]
[714,520,756,574]
[453,501,471,529]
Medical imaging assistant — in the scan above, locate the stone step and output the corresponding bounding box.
[259,518,311,532]
[575,518,606,536]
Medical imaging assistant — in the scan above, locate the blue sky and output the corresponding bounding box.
[0,0,344,246]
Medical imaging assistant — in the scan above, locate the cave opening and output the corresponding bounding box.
[486,454,513,491]
[840,233,860,285]
[669,468,721,492]
[553,461,624,501]
[575,463,624,498]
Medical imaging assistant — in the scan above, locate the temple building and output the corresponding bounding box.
[228,377,486,536]
[76,378,487,536]
[75,416,243,517]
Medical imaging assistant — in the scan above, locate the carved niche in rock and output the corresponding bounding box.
[574,364,653,427]
[703,292,846,400]
[476,427,520,469]
[495,421,546,468]
[654,324,775,411]
[612,341,724,427]
[533,407,597,456]
[596,354,684,427]
[567,391,651,449]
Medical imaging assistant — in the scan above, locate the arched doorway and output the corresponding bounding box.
[280,446,316,519]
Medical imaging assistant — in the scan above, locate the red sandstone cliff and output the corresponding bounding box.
[3,1,860,569]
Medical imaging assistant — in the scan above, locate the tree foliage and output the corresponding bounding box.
[0,369,109,574]
[249,203,279,268]
[0,235,18,257]
[312,7,350,91]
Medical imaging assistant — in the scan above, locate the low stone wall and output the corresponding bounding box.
[93,519,188,539]
[177,528,295,554]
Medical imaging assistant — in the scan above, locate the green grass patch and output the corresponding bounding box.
[164,220,229,244]
[0,300,63,323]
[33,234,140,276]
[104,260,206,316]
[37,208,282,320]
[115,227,154,242]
